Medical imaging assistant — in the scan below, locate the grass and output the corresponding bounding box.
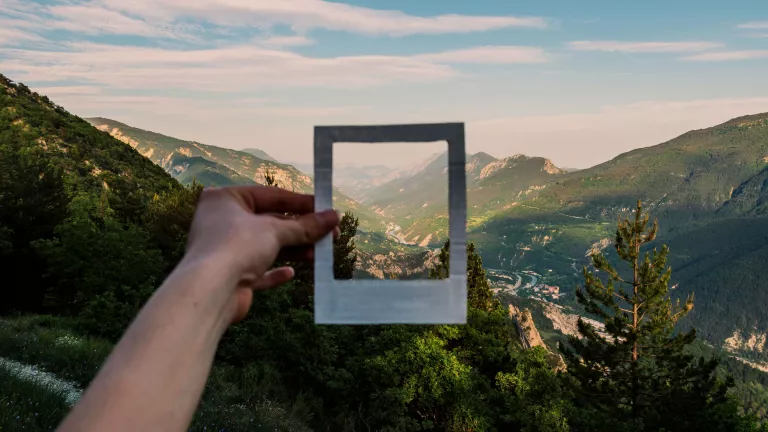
[0,315,111,388]
[0,365,72,432]
[0,315,313,432]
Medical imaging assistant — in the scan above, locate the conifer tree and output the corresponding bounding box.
[430,240,497,312]
[333,211,359,280]
[561,200,734,430]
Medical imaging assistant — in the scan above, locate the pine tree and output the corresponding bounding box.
[333,211,359,280]
[264,168,277,187]
[561,200,734,430]
[430,240,497,312]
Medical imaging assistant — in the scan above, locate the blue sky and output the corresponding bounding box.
[1,0,768,168]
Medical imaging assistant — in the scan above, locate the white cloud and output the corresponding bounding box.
[101,0,547,35]
[257,35,315,48]
[0,26,42,45]
[467,97,768,168]
[31,88,366,123]
[737,21,768,29]
[682,50,768,61]
[1,0,547,41]
[415,46,549,64]
[567,40,723,53]
[2,43,550,91]
[43,4,186,38]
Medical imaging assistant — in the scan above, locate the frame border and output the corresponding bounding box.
[314,123,467,324]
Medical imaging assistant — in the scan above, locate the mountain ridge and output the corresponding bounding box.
[86,117,387,231]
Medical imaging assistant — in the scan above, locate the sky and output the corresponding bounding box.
[1,0,768,169]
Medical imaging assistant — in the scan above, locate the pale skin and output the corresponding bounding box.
[56,185,341,432]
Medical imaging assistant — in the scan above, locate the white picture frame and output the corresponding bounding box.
[313,123,467,324]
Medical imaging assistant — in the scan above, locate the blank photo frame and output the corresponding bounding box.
[313,123,467,324]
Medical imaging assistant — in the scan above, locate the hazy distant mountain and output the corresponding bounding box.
[241,148,277,162]
[289,161,405,202]
[363,151,565,247]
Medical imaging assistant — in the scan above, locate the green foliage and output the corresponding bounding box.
[0,316,111,387]
[561,201,739,430]
[0,316,313,432]
[334,211,359,280]
[0,73,181,317]
[0,364,72,432]
[34,193,163,312]
[430,241,497,312]
[2,75,764,431]
[495,347,571,432]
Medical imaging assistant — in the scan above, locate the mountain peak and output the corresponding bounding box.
[240,148,277,162]
[471,151,497,161]
[542,158,564,175]
[479,154,564,180]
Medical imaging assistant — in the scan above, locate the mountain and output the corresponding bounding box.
[240,148,277,162]
[1,79,180,206]
[332,164,398,201]
[0,74,185,312]
[86,117,386,231]
[470,113,768,357]
[163,154,256,187]
[363,151,565,247]
[86,117,312,192]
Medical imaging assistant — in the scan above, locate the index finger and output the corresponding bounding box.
[226,185,315,214]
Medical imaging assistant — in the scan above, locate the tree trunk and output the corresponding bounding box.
[631,217,640,420]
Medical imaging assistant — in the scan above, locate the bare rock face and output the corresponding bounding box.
[508,304,567,372]
[508,305,545,349]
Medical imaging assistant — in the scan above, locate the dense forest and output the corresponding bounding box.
[1,73,767,431]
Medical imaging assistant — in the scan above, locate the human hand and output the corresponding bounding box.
[183,185,340,324]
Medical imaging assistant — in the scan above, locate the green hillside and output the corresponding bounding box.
[2,73,765,430]
[86,117,312,192]
[164,154,257,187]
[364,151,566,247]
[0,74,191,315]
[85,117,385,232]
[472,113,768,356]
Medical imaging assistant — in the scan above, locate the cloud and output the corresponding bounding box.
[1,0,547,42]
[0,26,42,45]
[102,0,548,35]
[567,40,723,53]
[29,86,105,96]
[257,35,315,48]
[415,46,549,64]
[737,21,768,29]
[467,97,768,168]
[2,43,550,92]
[26,85,365,122]
[682,50,768,61]
[43,4,188,38]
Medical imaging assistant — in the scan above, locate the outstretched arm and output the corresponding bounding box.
[56,186,340,432]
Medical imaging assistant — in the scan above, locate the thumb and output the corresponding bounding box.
[273,209,340,247]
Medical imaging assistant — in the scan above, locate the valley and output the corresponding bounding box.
[88,110,768,366]
[3,73,768,428]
